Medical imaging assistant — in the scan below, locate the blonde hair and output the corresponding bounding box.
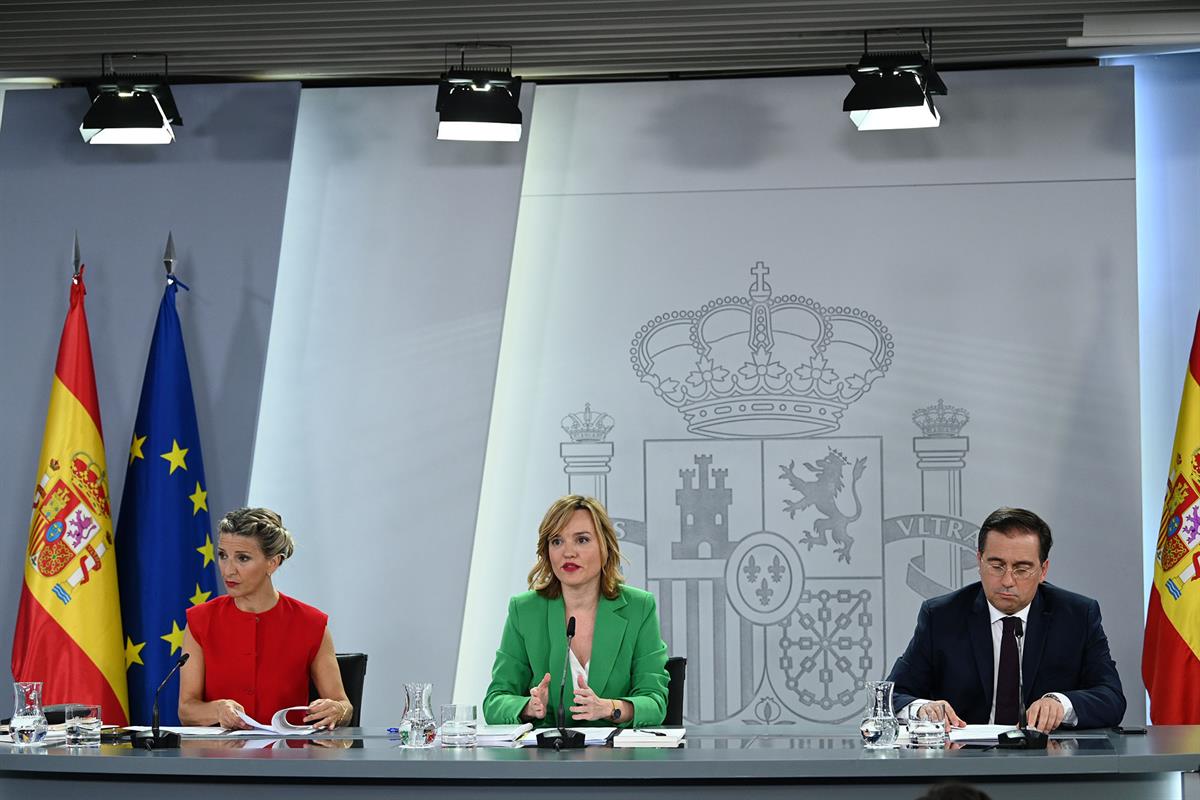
[217,507,295,563]
[528,495,625,600]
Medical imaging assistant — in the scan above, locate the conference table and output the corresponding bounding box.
[2,726,1199,800]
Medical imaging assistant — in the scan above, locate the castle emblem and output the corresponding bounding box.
[630,262,893,438]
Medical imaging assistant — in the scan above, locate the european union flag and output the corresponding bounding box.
[115,278,217,725]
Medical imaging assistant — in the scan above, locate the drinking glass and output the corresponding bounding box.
[439,703,478,748]
[65,703,102,747]
[10,682,49,747]
[907,717,947,748]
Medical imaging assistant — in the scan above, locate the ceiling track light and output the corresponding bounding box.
[80,52,182,145]
[843,28,946,131]
[436,42,522,142]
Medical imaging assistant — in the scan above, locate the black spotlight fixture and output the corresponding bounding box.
[436,43,522,142]
[843,28,946,131]
[80,53,182,145]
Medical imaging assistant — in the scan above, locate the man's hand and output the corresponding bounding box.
[1026,696,1065,733]
[522,673,551,720]
[916,700,966,728]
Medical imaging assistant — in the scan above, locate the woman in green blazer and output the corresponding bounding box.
[483,495,669,727]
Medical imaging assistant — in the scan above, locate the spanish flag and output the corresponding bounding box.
[1145,309,1200,724]
[11,267,129,724]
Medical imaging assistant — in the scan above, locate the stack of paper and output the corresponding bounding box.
[613,728,686,748]
[234,706,316,736]
[948,724,1017,745]
[477,723,533,747]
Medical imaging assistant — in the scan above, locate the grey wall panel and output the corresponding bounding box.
[0,83,301,712]
[251,85,531,726]
[458,66,1143,727]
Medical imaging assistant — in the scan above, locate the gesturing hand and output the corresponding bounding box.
[522,673,551,720]
[570,674,613,721]
[916,700,966,729]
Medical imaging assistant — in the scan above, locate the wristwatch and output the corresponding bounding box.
[610,700,622,722]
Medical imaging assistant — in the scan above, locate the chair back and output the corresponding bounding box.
[309,652,368,727]
[664,656,687,726]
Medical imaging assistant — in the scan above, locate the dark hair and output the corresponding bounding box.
[917,784,992,800]
[976,507,1052,562]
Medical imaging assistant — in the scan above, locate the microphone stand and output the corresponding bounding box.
[537,616,585,750]
[998,620,1047,749]
[130,653,189,750]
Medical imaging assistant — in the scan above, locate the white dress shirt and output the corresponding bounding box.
[568,647,590,691]
[900,600,1077,726]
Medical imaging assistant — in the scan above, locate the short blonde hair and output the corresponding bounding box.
[217,507,295,563]
[528,495,625,600]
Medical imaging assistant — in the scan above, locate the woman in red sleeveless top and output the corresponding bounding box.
[178,507,352,730]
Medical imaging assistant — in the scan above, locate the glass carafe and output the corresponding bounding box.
[859,680,899,749]
[11,681,49,746]
[400,682,436,748]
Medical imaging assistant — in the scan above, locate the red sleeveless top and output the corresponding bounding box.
[186,593,327,722]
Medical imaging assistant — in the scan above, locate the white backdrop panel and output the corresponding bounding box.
[250,85,532,726]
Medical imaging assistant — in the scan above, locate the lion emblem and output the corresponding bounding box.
[779,448,867,563]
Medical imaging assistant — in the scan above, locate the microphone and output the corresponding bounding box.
[537,615,585,750]
[130,653,189,750]
[557,617,575,735]
[998,618,1047,749]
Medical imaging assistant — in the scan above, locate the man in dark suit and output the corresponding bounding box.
[887,507,1125,731]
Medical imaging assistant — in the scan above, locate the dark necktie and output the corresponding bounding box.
[995,616,1022,725]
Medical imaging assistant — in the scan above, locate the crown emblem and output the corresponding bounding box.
[912,399,969,437]
[561,403,614,442]
[631,262,893,438]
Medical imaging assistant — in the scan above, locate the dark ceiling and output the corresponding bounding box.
[0,1,1196,84]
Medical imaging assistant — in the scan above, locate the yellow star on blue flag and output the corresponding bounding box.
[161,620,186,656]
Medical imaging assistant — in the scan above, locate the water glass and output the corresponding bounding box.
[65,703,102,747]
[907,717,947,748]
[439,703,478,748]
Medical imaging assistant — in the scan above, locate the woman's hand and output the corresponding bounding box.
[305,698,350,730]
[570,674,614,721]
[216,699,251,730]
[522,673,551,720]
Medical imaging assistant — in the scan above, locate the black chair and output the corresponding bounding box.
[309,652,368,727]
[664,656,687,726]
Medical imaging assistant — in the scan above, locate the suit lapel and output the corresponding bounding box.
[545,595,568,713]
[586,591,628,696]
[1022,588,1049,705]
[969,588,993,713]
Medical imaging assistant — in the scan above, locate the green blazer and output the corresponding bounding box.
[483,585,669,727]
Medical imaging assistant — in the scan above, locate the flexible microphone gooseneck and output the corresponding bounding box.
[537,616,586,750]
[998,618,1047,749]
[557,616,576,740]
[130,652,190,750]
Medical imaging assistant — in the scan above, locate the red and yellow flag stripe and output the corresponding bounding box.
[11,271,128,724]
[1145,310,1200,724]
